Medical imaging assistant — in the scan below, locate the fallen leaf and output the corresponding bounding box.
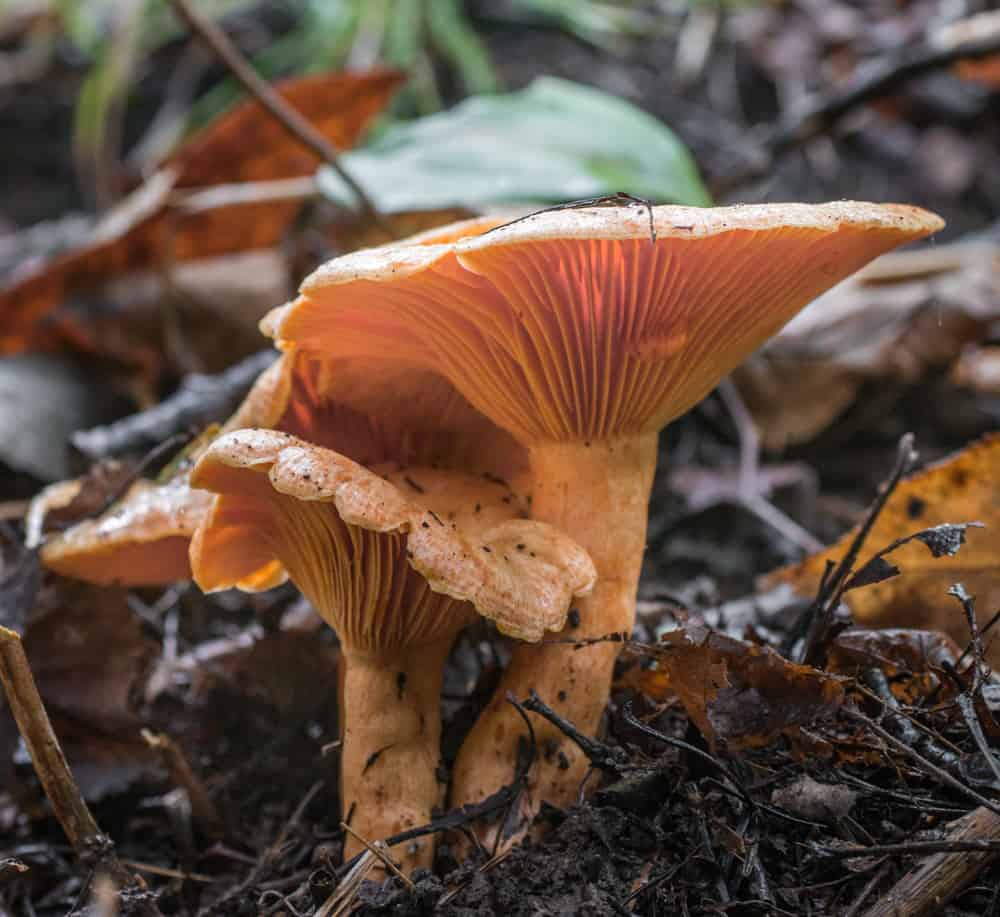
[1,578,160,799]
[736,239,1000,449]
[168,69,403,187]
[0,354,130,481]
[0,69,402,355]
[766,435,1000,656]
[829,627,963,704]
[771,774,858,821]
[828,628,962,675]
[626,622,844,752]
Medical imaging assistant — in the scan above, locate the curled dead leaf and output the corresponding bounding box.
[626,622,844,752]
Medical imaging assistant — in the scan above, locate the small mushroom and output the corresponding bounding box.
[189,429,595,870]
[264,202,944,820]
[31,472,212,586]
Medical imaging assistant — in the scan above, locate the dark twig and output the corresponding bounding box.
[845,706,1000,817]
[859,670,962,772]
[72,349,277,459]
[168,0,390,233]
[949,584,989,688]
[620,702,753,807]
[201,781,323,916]
[715,26,1000,194]
[956,606,1000,671]
[621,850,699,906]
[141,729,224,839]
[523,689,629,773]
[818,840,1000,859]
[788,433,918,665]
[843,863,891,917]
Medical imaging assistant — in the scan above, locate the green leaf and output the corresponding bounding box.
[318,77,711,213]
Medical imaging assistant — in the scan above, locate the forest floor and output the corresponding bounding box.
[2,2,1000,915]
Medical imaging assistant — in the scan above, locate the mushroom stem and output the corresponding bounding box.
[340,639,450,872]
[452,433,657,816]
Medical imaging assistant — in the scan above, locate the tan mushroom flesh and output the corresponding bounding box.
[189,429,595,870]
[264,202,945,820]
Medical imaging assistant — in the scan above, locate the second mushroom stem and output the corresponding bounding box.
[451,434,657,823]
[340,639,451,872]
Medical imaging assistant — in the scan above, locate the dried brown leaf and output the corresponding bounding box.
[736,240,1000,448]
[627,623,844,752]
[2,578,160,799]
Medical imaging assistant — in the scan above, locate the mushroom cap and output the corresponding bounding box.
[266,202,943,444]
[37,474,213,586]
[189,429,596,646]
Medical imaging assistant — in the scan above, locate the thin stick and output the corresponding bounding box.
[168,0,390,233]
[845,706,1000,817]
[141,729,224,838]
[340,823,414,889]
[1,626,104,851]
[789,433,917,665]
[819,839,1000,859]
[120,859,216,883]
[861,807,1000,917]
[843,863,890,917]
[0,628,143,895]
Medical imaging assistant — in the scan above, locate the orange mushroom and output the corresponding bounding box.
[264,201,944,822]
[30,471,212,586]
[189,429,595,870]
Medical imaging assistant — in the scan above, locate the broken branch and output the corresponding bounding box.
[0,626,151,904]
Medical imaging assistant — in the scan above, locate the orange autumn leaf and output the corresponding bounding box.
[766,434,1000,652]
[0,69,403,355]
[169,69,402,187]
